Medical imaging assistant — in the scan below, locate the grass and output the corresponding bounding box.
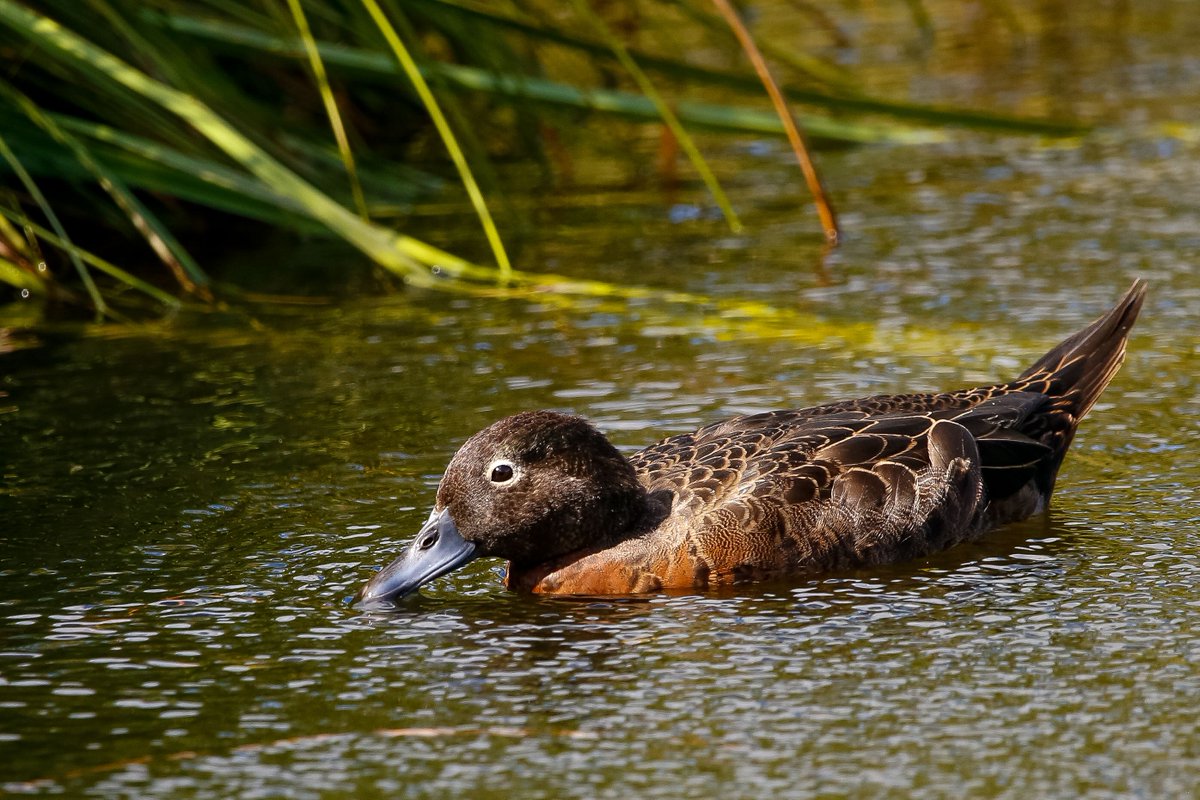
[0,0,1088,318]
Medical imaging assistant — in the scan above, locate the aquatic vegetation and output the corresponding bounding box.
[0,0,1083,318]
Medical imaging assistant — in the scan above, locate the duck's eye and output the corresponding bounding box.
[489,462,515,484]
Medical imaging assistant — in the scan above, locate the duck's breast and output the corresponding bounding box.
[505,520,704,594]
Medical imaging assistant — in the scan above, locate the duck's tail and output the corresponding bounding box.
[994,279,1145,505]
[1015,279,1146,422]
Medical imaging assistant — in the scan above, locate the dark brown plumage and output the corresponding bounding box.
[355,281,1145,603]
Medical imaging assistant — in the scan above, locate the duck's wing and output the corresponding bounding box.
[629,392,1054,583]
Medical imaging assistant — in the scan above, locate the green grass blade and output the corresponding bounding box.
[0,131,106,315]
[145,10,1087,137]
[285,0,370,221]
[0,204,46,293]
[0,77,211,297]
[0,204,36,260]
[356,0,512,280]
[385,3,514,228]
[0,114,324,228]
[0,0,429,281]
[83,0,191,87]
[0,205,179,307]
[148,13,956,144]
[370,1,1086,135]
[0,256,44,293]
[31,112,438,213]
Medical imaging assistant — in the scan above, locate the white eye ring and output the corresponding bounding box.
[486,459,519,485]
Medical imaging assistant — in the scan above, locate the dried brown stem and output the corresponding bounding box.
[710,0,841,245]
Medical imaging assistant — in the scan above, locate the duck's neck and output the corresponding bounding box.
[503,472,658,569]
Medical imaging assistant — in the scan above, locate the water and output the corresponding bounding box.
[3,4,1200,797]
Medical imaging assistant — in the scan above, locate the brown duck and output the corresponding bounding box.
[356,281,1145,604]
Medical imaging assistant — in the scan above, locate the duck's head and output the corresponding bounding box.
[354,411,647,605]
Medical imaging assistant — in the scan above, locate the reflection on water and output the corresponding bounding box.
[4,2,1200,797]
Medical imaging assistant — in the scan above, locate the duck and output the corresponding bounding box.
[355,281,1145,604]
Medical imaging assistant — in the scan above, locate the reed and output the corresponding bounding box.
[0,0,1086,316]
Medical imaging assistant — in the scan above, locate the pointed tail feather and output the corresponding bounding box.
[1016,279,1146,421]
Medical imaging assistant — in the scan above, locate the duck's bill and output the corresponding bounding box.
[354,508,476,606]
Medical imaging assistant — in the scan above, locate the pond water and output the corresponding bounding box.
[3,4,1200,797]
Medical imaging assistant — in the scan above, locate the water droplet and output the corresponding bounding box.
[20,289,30,299]
[37,262,47,272]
